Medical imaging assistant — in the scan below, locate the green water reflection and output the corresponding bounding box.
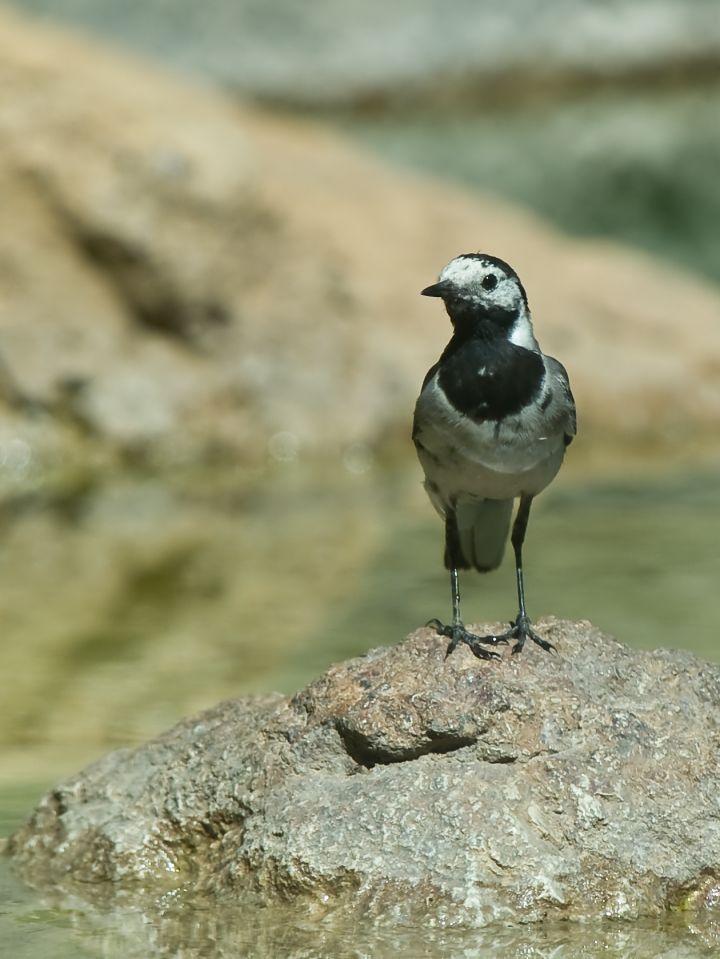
[3,462,720,955]
[2,465,720,764]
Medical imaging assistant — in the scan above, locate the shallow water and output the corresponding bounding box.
[2,842,720,959]
[3,462,720,954]
[2,463,720,771]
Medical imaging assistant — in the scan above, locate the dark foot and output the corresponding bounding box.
[426,618,507,661]
[481,614,556,655]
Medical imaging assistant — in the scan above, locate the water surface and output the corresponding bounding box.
[3,462,720,955]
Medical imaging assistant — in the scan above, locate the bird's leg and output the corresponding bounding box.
[480,495,555,655]
[426,567,504,661]
[427,511,506,660]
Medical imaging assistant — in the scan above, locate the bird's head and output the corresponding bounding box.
[422,253,536,348]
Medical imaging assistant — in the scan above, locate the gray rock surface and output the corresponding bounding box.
[8,618,720,927]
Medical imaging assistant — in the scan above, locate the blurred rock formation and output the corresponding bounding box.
[0,8,719,492]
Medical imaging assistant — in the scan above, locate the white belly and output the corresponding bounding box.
[414,377,566,504]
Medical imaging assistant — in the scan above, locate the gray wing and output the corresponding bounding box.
[544,355,576,447]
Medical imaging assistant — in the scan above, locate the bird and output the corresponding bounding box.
[412,252,576,658]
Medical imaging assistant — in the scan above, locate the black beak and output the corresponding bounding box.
[421,281,450,298]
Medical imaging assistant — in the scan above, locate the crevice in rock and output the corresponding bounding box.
[25,170,230,350]
[336,723,477,769]
[71,228,230,349]
[667,867,720,911]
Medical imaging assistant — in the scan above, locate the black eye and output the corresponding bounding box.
[482,274,498,291]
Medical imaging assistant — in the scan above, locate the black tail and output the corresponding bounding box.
[444,499,513,573]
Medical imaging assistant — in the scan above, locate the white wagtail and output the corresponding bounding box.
[413,253,576,657]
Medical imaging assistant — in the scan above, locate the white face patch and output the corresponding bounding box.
[435,254,540,351]
[439,255,524,313]
[439,257,487,286]
[509,314,539,351]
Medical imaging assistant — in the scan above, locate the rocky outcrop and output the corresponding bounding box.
[1,10,720,492]
[9,618,720,927]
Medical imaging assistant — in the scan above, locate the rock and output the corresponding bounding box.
[9,618,720,927]
[2,8,720,491]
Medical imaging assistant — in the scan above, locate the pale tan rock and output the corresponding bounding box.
[0,7,718,485]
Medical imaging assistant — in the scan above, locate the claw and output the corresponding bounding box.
[427,619,504,661]
[499,615,556,655]
[427,614,554,659]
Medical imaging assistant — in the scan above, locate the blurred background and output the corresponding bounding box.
[2,0,720,779]
[2,0,720,912]
[2,1,720,954]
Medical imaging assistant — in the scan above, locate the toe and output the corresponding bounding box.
[469,644,502,661]
[426,618,452,639]
[531,632,556,653]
